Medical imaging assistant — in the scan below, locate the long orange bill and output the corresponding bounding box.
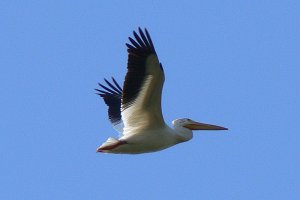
[184,121,228,130]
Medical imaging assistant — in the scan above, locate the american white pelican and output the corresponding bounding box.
[96,28,227,154]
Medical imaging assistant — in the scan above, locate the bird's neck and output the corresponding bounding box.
[173,126,193,143]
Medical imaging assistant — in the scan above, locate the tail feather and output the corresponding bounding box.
[96,137,127,152]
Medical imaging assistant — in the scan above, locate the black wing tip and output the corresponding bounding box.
[95,78,123,127]
[126,43,134,49]
[95,77,122,97]
[137,27,148,35]
[127,27,155,53]
[94,88,106,97]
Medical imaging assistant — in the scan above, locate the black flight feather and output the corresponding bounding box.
[122,28,159,109]
[96,77,122,124]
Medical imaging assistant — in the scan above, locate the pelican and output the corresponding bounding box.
[95,28,227,154]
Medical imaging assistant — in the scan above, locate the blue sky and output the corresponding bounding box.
[1,0,299,199]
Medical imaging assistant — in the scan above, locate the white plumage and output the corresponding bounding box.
[95,28,227,154]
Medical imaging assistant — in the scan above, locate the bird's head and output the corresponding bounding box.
[172,118,227,143]
[172,118,228,131]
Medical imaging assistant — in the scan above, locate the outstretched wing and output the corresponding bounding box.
[96,77,124,134]
[121,28,165,134]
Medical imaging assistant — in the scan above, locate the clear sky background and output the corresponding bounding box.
[1,1,299,199]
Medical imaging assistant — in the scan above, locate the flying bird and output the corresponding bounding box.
[96,28,227,154]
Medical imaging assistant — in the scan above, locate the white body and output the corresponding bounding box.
[102,124,192,154]
[96,28,227,154]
